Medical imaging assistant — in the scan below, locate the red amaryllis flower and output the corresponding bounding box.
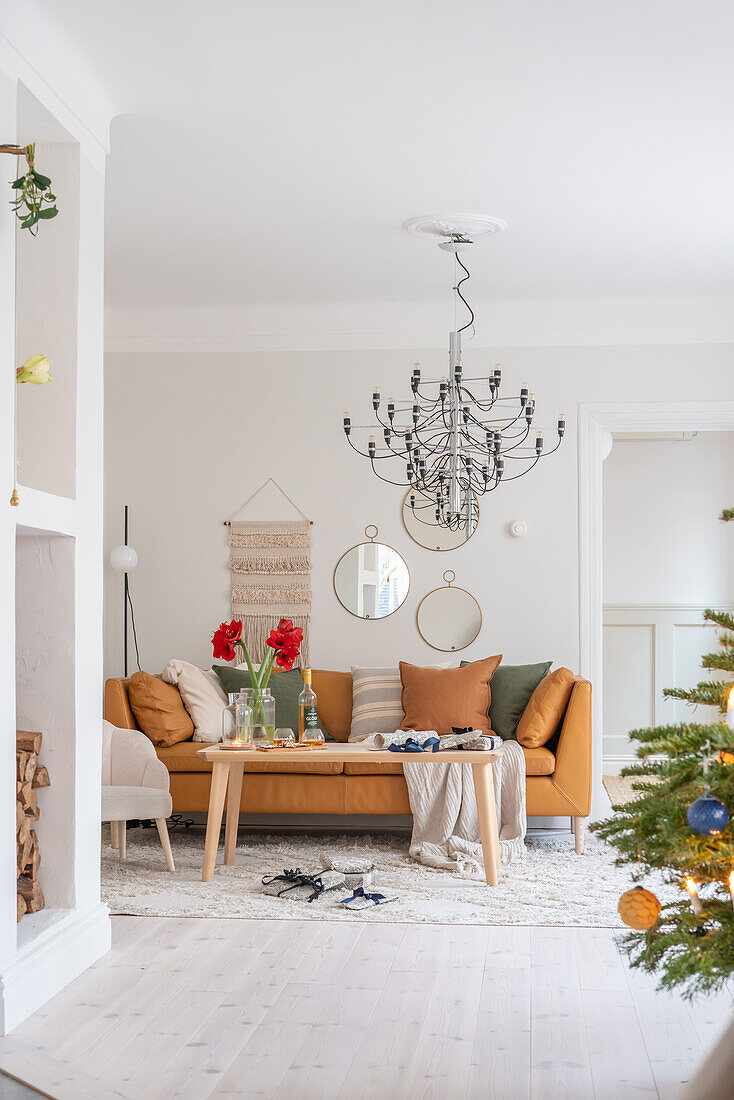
[266,618,303,666]
[219,620,242,642]
[275,643,301,671]
[212,619,242,662]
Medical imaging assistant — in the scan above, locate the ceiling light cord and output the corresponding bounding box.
[454,250,475,335]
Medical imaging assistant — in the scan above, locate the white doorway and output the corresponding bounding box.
[602,430,734,771]
[578,401,734,817]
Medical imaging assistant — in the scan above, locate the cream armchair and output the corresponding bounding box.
[101,720,175,872]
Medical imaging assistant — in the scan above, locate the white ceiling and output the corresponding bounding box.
[26,1,734,313]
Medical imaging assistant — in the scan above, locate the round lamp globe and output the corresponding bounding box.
[110,545,139,573]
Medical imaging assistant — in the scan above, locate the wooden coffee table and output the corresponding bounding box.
[196,742,504,885]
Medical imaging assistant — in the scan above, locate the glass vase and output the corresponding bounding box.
[246,687,276,744]
[222,692,253,748]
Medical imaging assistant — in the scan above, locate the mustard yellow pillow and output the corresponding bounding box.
[399,656,502,736]
[128,671,194,747]
[516,667,575,748]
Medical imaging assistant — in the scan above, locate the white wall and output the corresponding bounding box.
[0,37,109,1031]
[104,344,734,680]
[603,432,734,605]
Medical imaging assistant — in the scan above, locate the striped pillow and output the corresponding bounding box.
[349,663,452,742]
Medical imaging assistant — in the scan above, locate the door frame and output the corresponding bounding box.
[578,400,734,816]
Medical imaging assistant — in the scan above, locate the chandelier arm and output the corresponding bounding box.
[498,456,541,482]
[368,458,413,487]
[458,385,499,413]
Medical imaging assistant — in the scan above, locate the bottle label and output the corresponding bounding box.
[304,705,318,729]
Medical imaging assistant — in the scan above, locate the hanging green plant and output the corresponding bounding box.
[2,142,58,235]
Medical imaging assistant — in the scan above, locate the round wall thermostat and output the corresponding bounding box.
[509,520,527,538]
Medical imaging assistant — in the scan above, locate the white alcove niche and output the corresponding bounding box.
[15,529,76,930]
[15,84,79,500]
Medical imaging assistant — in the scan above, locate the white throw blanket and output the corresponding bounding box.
[369,734,527,878]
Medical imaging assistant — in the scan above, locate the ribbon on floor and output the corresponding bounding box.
[339,887,387,906]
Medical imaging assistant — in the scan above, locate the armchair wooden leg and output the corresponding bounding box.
[156,818,175,873]
[573,817,587,855]
[110,820,119,849]
[118,822,126,860]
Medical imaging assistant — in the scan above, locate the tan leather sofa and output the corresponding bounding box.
[104,669,592,825]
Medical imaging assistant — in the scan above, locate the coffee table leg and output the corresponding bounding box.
[472,762,500,886]
[202,760,229,882]
[224,760,244,865]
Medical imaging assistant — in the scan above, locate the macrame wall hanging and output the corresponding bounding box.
[224,478,312,666]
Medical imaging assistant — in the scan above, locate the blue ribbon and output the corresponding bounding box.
[388,736,440,753]
[340,887,386,906]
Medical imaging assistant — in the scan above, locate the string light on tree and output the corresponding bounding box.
[684,877,704,915]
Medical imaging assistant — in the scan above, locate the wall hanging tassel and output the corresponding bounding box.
[225,479,313,665]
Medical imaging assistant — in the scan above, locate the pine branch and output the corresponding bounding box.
[701,649,734,672]
[720,507,734,523]
[705,609,734,632]
[664,681,729,710]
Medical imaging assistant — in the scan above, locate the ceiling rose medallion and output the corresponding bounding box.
[342,215,565,536]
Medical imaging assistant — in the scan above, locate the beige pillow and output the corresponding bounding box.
[162,659,229,742]
[128,672,194,747]
[516,667,575,748]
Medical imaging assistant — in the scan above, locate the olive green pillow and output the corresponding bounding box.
[462,660,552,740]
[212,665,332,739]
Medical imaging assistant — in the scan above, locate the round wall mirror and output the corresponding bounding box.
[402,481,479,551]
[334,526,410,619]
[417,570,482,651]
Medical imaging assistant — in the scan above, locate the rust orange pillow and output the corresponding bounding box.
[128,671,194,747]
[516,667,575,748]
[399,656,503,736]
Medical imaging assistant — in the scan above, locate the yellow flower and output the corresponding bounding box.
[16,355,51,385]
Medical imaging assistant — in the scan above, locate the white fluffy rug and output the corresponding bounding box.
[101,826,674,927]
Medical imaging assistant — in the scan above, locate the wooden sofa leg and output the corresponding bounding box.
[110,820,119,849]
[118,821,126,860]
[573,817,587,855]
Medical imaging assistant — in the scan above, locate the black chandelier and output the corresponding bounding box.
[342,237,565,531]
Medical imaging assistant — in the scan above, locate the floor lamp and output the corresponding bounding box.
[110,504,139,677]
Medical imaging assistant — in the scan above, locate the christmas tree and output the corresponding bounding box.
[594,507,734,996]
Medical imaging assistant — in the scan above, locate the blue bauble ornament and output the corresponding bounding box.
[687,793,729,836]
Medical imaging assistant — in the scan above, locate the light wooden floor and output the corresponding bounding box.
[0,916,731,1100]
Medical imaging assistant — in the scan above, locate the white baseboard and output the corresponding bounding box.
[0,903,111,1033]
[602,755,638,776]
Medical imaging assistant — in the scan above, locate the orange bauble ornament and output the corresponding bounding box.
[719,748,734,766]
[618,886,661,930]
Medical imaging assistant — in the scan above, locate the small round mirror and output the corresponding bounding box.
[334,528,410,619]
[417,572,482,651]
[402,480,478,551]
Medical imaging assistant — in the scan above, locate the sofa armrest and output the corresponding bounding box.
[551,678,592,816]
[104,678,138,730]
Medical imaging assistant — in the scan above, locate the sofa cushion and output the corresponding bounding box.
[162,659,228,741]
[517,667,575,748]
[155,741,343,775]
[312,670,353,742]
[400,656,502,736]
[522,746,556,776]
[343,761,405,776]
[127,671,194,747]
[345,750,555,777]
[214,664,334,740]
[462,659,552,740]
[349,663,452,742]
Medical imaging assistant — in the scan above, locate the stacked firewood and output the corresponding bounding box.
[16,731,50,922]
